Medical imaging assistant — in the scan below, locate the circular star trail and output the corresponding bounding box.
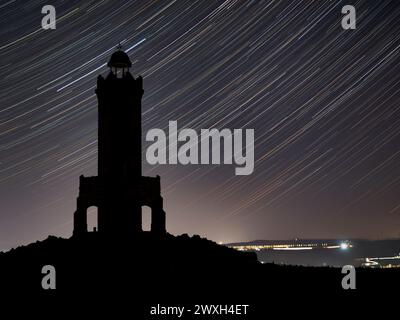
[0,0,400,249]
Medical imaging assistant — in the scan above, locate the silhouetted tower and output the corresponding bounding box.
[73,47,166,237]
[98,48,142,180]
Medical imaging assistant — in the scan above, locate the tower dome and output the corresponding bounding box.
[107,46,132,77]
[107,50,132,68]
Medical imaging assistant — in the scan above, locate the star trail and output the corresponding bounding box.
[0,0,400,249]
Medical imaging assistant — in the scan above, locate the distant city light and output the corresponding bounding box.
[340,242,349,250]
[229,240,354,252]
[273,247,313,251]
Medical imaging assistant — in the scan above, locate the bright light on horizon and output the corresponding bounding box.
[340,242,349,250]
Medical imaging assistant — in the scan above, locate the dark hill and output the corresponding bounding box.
[0,233,259,294]
[0,233,398,316]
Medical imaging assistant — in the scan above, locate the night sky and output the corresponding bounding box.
[1,0,400,250]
